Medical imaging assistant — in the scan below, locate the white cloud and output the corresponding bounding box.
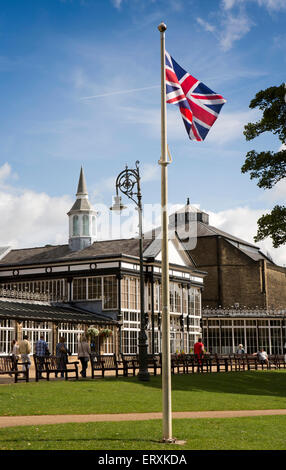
[221,0,286,11]
[141,163,160,183]
[0,164,73,249]
[112,0,123,9]
[196,17,216,33]
[207,109,258,144]
[219,12,254,51]
[0,163,12,183]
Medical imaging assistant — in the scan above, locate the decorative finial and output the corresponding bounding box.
[158,22,167,32]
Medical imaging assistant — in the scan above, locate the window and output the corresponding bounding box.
[22,321,52,355]
[92,216,96,236]
[188,288,195,315]
[83,215,89,236]
[73,278,87,300]
[0,320,15,355]
[88,277,102,300]
[58,323,85,355]
[103,276,117,309]
[0,280,68,302]
[194,288,201,316]
[121,278,129,310]
[73,215,79,236]
[121,277,140,311]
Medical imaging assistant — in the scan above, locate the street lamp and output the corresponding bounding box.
[110,161,150,381]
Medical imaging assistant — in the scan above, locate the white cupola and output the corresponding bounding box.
[67,167,97,251]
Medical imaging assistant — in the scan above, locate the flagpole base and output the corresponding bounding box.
[160,438,186,445]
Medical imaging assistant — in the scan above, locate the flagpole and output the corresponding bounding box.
[158,21,173,443]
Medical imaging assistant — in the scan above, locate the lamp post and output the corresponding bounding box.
[110,161,150,381]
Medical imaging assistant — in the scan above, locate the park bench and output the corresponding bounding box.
[121,354,138,377]
[212,354,229,373]
[193,354,214,373]
[90,353,125,378]
[231,354,247,371]
[0,355,29,383]
[269,354,286,369]
[121,354,159,377]
[33,355,79,381]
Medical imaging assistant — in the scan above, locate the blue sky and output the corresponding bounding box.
[0,0,285,263]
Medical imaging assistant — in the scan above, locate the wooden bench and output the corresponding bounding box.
[0,355,29,383]
[269,354,286,369]
[33,355,79,381]
[90,354,125,379]
[121,354,138,377]
[121,354,160,377]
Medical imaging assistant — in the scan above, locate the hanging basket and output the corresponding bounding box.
[99,328,113,339]
[86,326,99,340]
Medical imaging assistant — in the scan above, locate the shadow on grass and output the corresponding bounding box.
[99,370,286,399]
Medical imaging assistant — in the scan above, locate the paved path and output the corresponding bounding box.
[0,409,286,428]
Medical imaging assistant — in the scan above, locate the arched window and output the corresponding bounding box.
[73,215,79,236]
[92,216,96,236]
[83,215,89,236]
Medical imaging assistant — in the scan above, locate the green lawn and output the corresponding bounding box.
[0,416,285,450]
[0,370,286,416]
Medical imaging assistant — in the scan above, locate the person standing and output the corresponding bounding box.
[56,336,71,378]
[78,336,91,378]
[194,337,205,371]
[194,337,205,359]
[18,335,31,371]
[35,335,49,379]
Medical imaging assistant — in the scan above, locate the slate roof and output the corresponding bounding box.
[0,238,154,267]
[68,197,94,213]
[0,299,116,324]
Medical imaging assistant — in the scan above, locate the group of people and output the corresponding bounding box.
[10,335,91,378]
[193,339,278,367]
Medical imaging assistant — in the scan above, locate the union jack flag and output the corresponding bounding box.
[165,51,226,141]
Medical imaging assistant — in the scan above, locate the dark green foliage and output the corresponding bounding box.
[254,205,286,248]
[241,84,286,247]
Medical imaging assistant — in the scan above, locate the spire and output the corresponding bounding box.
[67,166,97,251]
[76,166,88,196]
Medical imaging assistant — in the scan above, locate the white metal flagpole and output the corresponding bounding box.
[158,21,173,443]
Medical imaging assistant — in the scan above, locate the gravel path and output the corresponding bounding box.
[0,409,286,428]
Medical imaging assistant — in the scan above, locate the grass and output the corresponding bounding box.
[0,416,285,450]
[0,370,286,416]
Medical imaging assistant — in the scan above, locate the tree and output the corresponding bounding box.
[241,83,286,248]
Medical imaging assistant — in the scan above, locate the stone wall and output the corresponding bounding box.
[266,264,286,309]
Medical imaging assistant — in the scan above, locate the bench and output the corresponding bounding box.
[33,355,79,381]
[269,354,286,369]
[121,354,138,377]
[121,354,160,377]
[90,354,125,379]
[0,355,29,383]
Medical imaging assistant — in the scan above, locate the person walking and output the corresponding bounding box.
[18,335,31,371]
[10,339,19,360]
[35,335,49,379]
[56,336,71,378]
[78,335,91,378]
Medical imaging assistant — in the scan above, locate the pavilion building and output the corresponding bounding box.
[171,200,286,354]
[0,169,206,356]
